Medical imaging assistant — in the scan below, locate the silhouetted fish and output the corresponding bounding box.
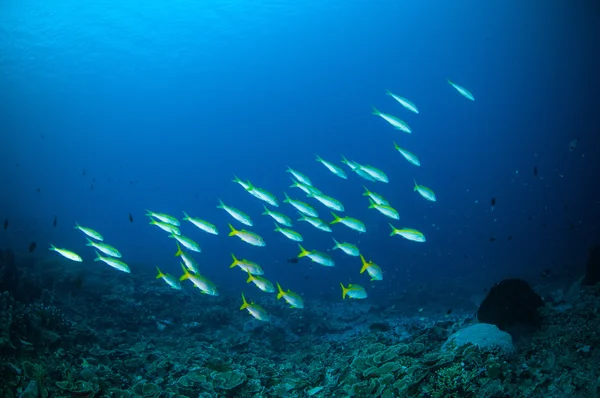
[491,198,496,207]
[287,258,299,264]
[3,218,8,230]
[489,237,496,242]
[28,241,37,253]
[129,213,134,223]
[36,187,40,193]
[508,235,513,241]
[533,166,538,176]
[53,216,57,228]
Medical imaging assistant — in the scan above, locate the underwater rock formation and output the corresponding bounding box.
[584,244,600,286]
[477,278,543,333]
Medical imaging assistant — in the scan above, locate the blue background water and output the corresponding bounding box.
[1,0,599,305]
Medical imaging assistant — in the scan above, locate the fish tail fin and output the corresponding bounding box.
[297,244,310,258]
[332,238,339,248]
[246,271,254,283]
[240,293,249,310]
[368,198,376,209]
[273,222,281,232]
[228,223,237,236]
[74,222,80,230]
[276,282,285,300]
[145,209,153,217]
[182,211,190,220]
[340,283,348,299]
[93,250,102,261]
[283,192,290,203]
[330,212,341,224]
[371,106,380,115]
[230,253,239,268]
[245,181,254,191]
[49,244,56,252]
[174,242,183,257]
[216,198,224,209]
[413,178,418,190]
[261,205,270,215]
[360,257,370,274]
[389,223,397,236]
[393,141,399,150]
[179,263,190,281]
[232,175,242,184]
[156,267,165,279]
[362,186,370,196]
[85,237,94,246]
[315,154,322,162]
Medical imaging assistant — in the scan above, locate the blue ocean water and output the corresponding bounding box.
[1,0,599,308]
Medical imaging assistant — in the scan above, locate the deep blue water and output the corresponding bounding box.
[1,0,599,306]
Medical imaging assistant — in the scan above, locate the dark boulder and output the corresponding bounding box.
[477,278,543,333]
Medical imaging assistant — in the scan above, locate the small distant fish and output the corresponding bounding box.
[149,218,181,235]
[368,199,399,220]
[262,205,293,227]
[394,142,420,167]
[53,216,57,228]
[358,164,388,183]
[330,212,366,233]
[86,238,122,258]
[447,79,475,101]
[569,137,579,152]
[276,282,304,309]
[491,198,496,211]
[156,267,182,290]
[359,254,383,281]
[297,213,331,232]
[298,244,335,267]
[385,90,419,114]
[446,309,453,316]
[340,283,368,299]
[230,253,264,275]
[28,241,37,253]
[246,271,275,293]
[290,178,321,196]
[332,238,360,257]
[246,182,279,207]
[145,210,180,226]
[228,224,266,247]
[315,155,347,179]
[169,233,201,253]
[94,250,130,273]
[240,293,269,322]
[342,157,377,182]
[371,107,411,133]
[49,245,82,262]
[286,166,313,187]
[533,166,538,177]
[389,224,426,242]
[175,243,200,274]
[36,188,40,193]
[182,212,218,235]
[362,186,389,206]
[306,192,345,212]
[508,235,513,241]
[74,223,104,241]
[283,193,319,218]
[3,218,8,230]
[287,257,299,264]
[217,199,253,227]
[179,263,218,295]
[489,237,496,242]
[129,213,134,223]
[413,179,436,202]
[274,222,303,242]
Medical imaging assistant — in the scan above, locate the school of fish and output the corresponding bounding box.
[49,79,474,322]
